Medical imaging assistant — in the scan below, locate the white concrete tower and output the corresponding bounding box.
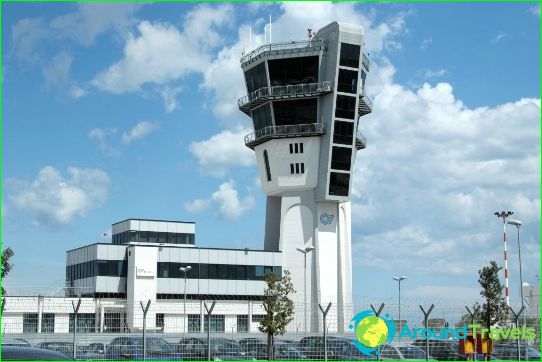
[239,22,372,332]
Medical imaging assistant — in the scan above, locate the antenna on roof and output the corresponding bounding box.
[269,14,272,44]
[249,26,252,50]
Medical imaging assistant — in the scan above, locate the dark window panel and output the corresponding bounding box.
[337,69,358,94]
[273,99,317,126]
[227,265,237,280]
[339,43,361,68]
[263,150,272,181]
[251,103,273,131]
[217,264,227,279]
[268,56,319,86]
[331,146,352,171]
[333,120,354,145]
[335,95,356,119]
[329,172,350,196]
[244,62,268,93]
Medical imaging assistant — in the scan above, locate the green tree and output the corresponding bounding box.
[459,303,483,325]
[258,270,296,360]
[477,261,509,359]
[2,247,15,312]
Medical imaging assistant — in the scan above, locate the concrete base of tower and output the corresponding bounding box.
[264,191,353,332]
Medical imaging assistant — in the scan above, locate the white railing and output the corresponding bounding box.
[241,39,326,65]
[239,81,332,108]
[244,123,326,146]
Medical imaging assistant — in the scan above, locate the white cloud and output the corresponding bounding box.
[420,37,432,50]
[351,54,540,278]
[8,166,110,225]
[121,121,160,144]
[159,85,184,113]
[529,4,540,16]
[423,68,448,79]
[189,128,256,177]
[11,18,50,65]
[88,128,119,156]
[491,32,507,43]
[184,180,255,221]
[49,2,142,46]
[403,285,480,301]
[41,51,86,98]
[92,21,209,93]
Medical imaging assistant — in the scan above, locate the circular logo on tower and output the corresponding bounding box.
[349,310,396,356]
[319,213,334,225]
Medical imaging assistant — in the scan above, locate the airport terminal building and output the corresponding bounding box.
[2,21,372,335]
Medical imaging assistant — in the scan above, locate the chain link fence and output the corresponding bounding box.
[2,294,540,360]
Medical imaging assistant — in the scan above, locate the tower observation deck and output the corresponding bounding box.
[239,22,372,332]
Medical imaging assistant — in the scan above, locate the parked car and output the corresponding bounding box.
[78,342,107,360]
[106,336,181,360]
[297,336,377,360]
[239,338,263,353]
[34,341,82,358]
[2,346,74,360]
[412,339,468,361]
[380,345,434,360]
[1,339,32,347]
[245,341,307,360]
[176,337,252,360]
[491,343,541,360]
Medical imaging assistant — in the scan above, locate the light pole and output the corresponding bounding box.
[495,211,513,306]
[179,266,192,333]
[393,276,406,330]
[297,246,315,333]
[507,219,524,309]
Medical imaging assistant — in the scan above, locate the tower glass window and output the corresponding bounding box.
[273,99,317,125]
[331,146,352,171]
[329,172,350,196]
[335,95,356,119]
[339,43,361,68]
[263,150,272,181]
[244,62,268,93]
[333,121,354,145]
[251,104,272,131]
[268,56,319,86]
[337,69,358,94]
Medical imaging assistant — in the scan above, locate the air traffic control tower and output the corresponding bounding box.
[239,22,372,332]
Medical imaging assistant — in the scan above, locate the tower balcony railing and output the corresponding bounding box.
[358,92,373,116]
[362,53,370,72]
[355,130,367,150]
[239,81,333,115]
[240,39,327,67]
[244,122,326,149]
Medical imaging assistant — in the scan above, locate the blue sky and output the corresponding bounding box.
[2,2,540,308]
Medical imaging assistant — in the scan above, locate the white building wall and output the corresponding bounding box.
[126,245,157,331]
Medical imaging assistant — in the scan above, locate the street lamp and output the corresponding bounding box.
[393,276,407,330]
[495,211,513,306]
[297,246,315,333]
[179,266,192,333]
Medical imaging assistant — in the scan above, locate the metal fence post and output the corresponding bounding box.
[71,298,81,360]
[419,304,435,361]
[465,306,476,361]
[204,301,216,361]
[370,304,385,361]
[509,306,526,361]
[319,302,332,361]
[140,300,151,361]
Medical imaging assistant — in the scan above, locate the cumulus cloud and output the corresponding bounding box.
[189,128,255,177]
[121,121,160,144]
[41,51,86,98]
[184,180,255,221]
[8,166,110,225]
[49,2,141,46]
[529,4,540,16]
[350,55,540,278]
[88,128,119,156]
